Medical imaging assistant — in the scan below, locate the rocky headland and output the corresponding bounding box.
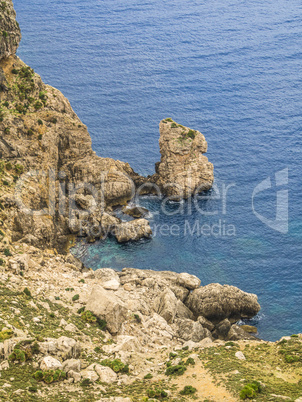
[0,1,302,401]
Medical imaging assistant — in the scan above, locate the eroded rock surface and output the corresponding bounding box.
[0,0,21,60]
[151,118,214,198]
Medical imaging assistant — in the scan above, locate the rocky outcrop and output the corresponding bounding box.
[150,118,214,198]
[0,2,216,251]
[76,267,261,342]
[185,283,261,323]
[0,0,21,60]
[114,219,152,243]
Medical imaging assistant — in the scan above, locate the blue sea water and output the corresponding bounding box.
[14,0,302,340]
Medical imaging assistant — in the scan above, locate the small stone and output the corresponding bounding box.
[65,323,78,333]
[235,351,246,361]
[59,319,68,327]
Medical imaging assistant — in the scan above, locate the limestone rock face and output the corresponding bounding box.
[85,285,128,334]
[0,0,21,60]
[186,283,261,323]
[153,288,178,324]
[151,119,214,198]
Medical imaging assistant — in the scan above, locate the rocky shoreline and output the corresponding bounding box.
[0,1,302,401]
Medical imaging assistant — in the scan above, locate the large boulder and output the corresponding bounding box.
[186,283,260,323]
[114,219,152,243]
[177,272,201,290]
[40,356,63,371]
[93,364,117,384]
[86,285,128,334]
[151,119,214,198]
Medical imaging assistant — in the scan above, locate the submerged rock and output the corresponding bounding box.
[122,206,149,218]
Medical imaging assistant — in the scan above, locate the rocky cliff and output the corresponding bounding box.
[0,3,301,402]
[0,4,214,250]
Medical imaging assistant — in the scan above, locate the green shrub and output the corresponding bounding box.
[144,373,153,379]
[96,317,107,331]
[169,352,177,359]
[50,117,57,124]
[23,287,32,297]
[33,369,66,384]
[39,91,47,102]
[80,378,92,387]
[147,388,168,399]
[284,354,299,363]
[38,134,43,140]
[187,129,196,139]
[49,312,55,318]
[94,346,102,353]
[4,248,12,256]
[12,68,19,75]
[78,279,85,283]
[225,341,236,347]
[77,306,85,314]
[185,357,195,366]
[101,359,129,373]
[165,118,173,122]
[239,381,261,400]
[0,328,14,341]
[34,101,43,110]
[171,122,178,128]
[37,119,43,125]
[2,180,9,186]
[81,310,96,323]
[72,294,79,302]
[9,349,26,362]
[134,314,141,323]
[179,385,197,395]
[14,164,24,175]
[165,364,186,376]
[3,101,9,107]
[31,342,40,354]
[5,162,12,170]
[28,386,37,392]
[0,258,4,266]
[2,31,8,38]
[32,371,44,381]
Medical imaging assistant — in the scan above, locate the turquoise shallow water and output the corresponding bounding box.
[14,0,302,340]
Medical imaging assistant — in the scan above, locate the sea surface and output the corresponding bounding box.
[14,0,302,341]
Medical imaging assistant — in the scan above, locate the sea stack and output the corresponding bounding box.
[152,118,214,199]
